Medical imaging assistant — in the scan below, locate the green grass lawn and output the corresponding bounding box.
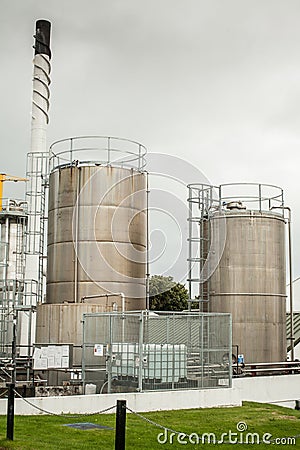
[0,402,299,449]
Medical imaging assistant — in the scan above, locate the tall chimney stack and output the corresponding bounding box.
[30,19,51,155]
[23,20,52,353]
[34,20,51,57]
[26,20,52,299]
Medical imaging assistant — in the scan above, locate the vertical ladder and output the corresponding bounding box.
[38,176,48,304]
[188,185,213,311]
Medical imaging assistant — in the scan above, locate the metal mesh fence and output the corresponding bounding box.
[82,311,232,394]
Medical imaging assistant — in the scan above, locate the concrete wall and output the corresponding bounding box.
[234,374,300,404]
[0,386,240,415]
[0,375,299,415]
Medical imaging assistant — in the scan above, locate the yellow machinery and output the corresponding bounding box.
[0,174,28,210]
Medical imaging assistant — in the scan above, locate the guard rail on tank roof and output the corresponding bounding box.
[0,199,28,213]
[187,182,284,216]
[49,136,147,172]
[187,183,221,207]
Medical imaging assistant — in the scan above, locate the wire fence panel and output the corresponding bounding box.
[82,311,232,394]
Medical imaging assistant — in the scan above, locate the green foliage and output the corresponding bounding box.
[149,275,189,311]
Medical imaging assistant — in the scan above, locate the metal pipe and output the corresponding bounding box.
[82,318,86,393]
[81,293,125,312]
[74,167,81,303]
[2,217,10,354]
[146,172,150,310]
[107,315,113,394]
[0,174,4,211]
[107,137,110,164]
[210,292,287,297]
[271,206,294,361]
[4,217,9,299]
[137,312,144,392]
[188,186,192,307]
[287,210,294,361]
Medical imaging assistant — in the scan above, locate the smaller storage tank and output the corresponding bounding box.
[0,200,27,355]
[0,200,27,282]
[188,183,287,363]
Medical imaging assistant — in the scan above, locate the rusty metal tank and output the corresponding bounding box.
[46,136,147,310]
[188,183,287,363]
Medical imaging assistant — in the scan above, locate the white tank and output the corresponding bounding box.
[0,200,27,355]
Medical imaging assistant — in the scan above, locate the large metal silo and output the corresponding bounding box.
[188,183,287,363]
[46,136,147,310]
[36,137,147,371]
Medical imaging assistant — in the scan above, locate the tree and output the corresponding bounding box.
[149,275,189,311]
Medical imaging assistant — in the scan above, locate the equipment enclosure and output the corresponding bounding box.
[82,311,232,393]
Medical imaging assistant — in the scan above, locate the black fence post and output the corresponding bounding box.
[115,400,126,450]
[6,383,15,440]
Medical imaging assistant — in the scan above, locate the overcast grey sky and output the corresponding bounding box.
[1,0,300,283]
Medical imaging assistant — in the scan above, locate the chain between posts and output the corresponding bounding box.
[13,390,116,418]
[7,394,300,446]
[125,406,300,445]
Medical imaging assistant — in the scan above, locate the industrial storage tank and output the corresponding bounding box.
[0,200,27,282]
[188,183,286,363]
[0,200,27,355]
[46,136,147,309]
[36,137,147,370]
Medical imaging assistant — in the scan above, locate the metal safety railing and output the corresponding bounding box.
[49,136,147,172]
[187,182,285,306]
